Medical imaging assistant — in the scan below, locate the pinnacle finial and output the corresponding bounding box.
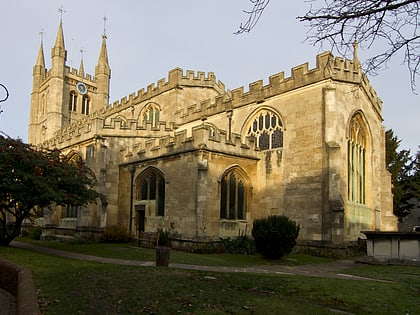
[80,47,86,61]
[58,5,66,21]
[353,40,359,66]
[39,28,46,43]
[103,15,108,39]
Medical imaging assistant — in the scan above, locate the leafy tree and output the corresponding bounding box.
[0,136,99,246]
[237,0,419,90]
[408,148,420,203]
[385,129,416,219]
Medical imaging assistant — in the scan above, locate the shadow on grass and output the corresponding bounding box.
[1,245,419,315]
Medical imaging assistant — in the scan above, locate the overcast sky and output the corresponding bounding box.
[0,1,418,153]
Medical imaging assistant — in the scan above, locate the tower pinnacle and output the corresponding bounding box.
[35,38,45,69]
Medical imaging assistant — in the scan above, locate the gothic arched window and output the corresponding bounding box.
[220,168,248,220]
[136,168,165,216]
[82,96,90,115]
[348,113,368,204]
[69,91,77,112]
[247,110,283,150]
[142,103,160,127]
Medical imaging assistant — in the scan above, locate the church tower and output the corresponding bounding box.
[28,19,111,145]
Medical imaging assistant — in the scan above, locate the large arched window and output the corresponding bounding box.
[348,113,368,204]
[136,168,165,216]
[246,110,283,150]
[220,168,248,220]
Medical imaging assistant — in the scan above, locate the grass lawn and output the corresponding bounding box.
[1,240,419,314]
[14,237,333,267]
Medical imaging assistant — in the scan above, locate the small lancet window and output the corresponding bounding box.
[82,96,90,115]
[69,91,77,112]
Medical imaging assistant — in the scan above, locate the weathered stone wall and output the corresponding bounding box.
[30,43,396,244]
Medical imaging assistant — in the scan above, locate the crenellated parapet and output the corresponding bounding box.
[67,67,94,82]
[174,52,383,123]
[40,66,95,86]
[122,124,259,164]
[106,68,226,111]
[40,52,383,149]
[41,110,176,148]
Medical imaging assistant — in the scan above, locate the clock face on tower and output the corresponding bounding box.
[76,82,87,95]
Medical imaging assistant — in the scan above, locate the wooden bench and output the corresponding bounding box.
[135,231,160,248]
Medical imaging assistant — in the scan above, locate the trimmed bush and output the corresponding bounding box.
[221,235,256,255]
[101,225,131,243]
[252,215,300,259]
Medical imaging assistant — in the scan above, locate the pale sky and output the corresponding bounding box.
[0,1,418,153]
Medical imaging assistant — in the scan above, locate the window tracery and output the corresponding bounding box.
[247,110,283,150]
[142,103,160,127]
[220,168,248,220]
[136,168,165,216]
[348,113,368,204]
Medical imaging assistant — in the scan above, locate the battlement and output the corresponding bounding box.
[40,66,95,85]
[67,67,94,82]
[40,52,383,149]
[122,124,259,164]
[107,68,225,108]
[42,109,176,149]
[173,52,383,123]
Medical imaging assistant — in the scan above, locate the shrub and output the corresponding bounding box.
[29,226,43,240]
[221,235,256,254]
[252,215,300,259]
[21,226,42,240]
[101,225,131,243]
[190,242,223,254]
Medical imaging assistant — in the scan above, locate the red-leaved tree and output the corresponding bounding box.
[0,136,100,246]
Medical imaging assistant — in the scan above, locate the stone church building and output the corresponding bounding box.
[28,21,397,247]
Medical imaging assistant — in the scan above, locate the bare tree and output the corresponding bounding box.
[236,0,420,91]
[0,83,9,116]
[235,0,270,34]
[300,0,420,91]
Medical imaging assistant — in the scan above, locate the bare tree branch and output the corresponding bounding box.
[299,0,420,91]
[235,0,419,91]
[235,0,270,34]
